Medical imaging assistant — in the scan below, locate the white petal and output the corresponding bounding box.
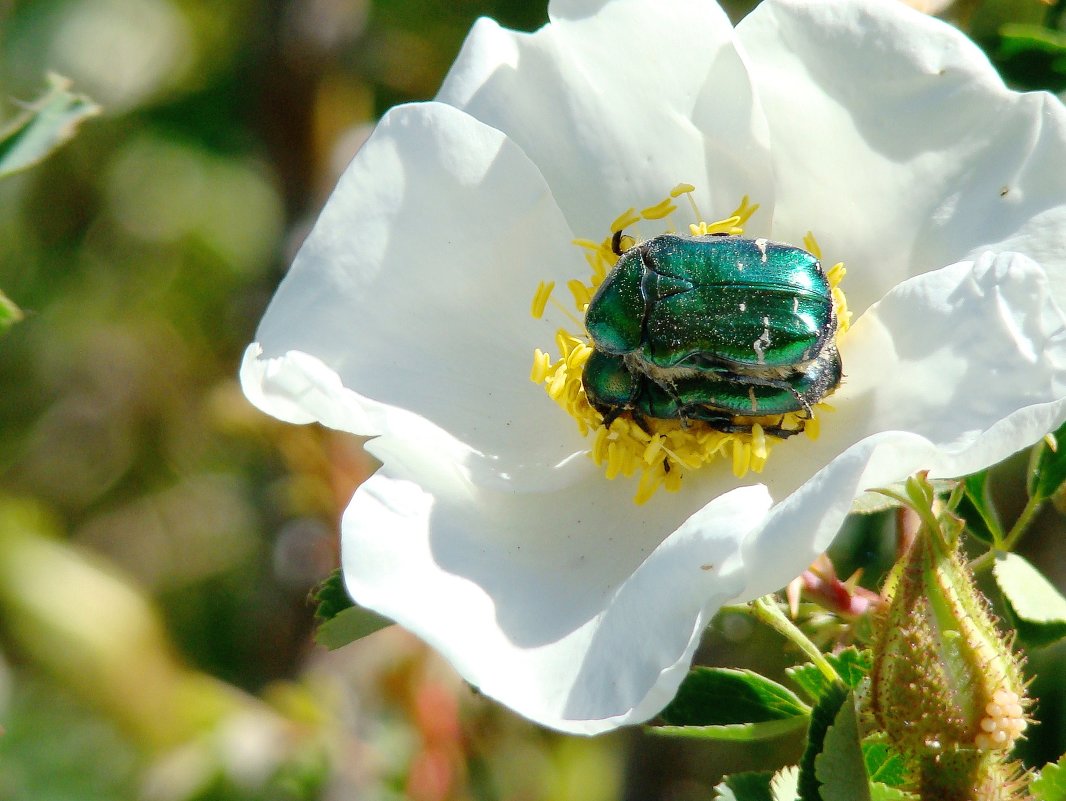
[437,0,775,237]
[242,101,596,489]
[342,433,772,733]
[737,0,1066,314]
[741,252,1066,598]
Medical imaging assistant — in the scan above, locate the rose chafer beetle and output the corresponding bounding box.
[581,232,842,437]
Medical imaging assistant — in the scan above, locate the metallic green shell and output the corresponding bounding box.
[583,346,842,429]
[585,234,835,371]
[580,233,842,431]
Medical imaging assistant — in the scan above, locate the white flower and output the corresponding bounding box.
[242,0,1066,733]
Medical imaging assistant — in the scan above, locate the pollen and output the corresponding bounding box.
[530,188,851,504]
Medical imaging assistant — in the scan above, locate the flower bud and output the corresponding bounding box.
[868,475,1029,800]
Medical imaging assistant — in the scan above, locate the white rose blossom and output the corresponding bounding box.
[242,0,1066,733]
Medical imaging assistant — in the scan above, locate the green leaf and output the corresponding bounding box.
[311,569,391,649]
[798,682,848,801]
[869,784,917,801]
[714,772,775,801]
[653,716,809,742]
[714,768,802,801]
[312,569,354,622]
[0,289,23,334]
[658,667,810,728]
[1029,421,1066,502]
[787,648,871,703]
[994,552,1066,648]
[994,23,1066,93]
[0,74,100,179]
[850,480,954,515]
[957,470,1004,545]
[861,737,906,788]
[1033,753,1066,801]
[814,692,870,801]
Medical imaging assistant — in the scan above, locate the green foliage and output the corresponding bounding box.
[786,648,871,703]
[0,289,23,335]
[994,23,1066,92]
[1033,753,1066,801]
[797,682,848,801]
[861,738,906,788]
[714,767,801,801]
[655,667,809,740]
[868,783,917,801]
[0,672,139,801]
[994,552,1066,648]
[1029,423,1066,502]
[957,470,1004,545]
[0,74,99,179]
[814,693,869,801]
[714,772,775,801]
[311,568,355,622]
[312,569,391,650]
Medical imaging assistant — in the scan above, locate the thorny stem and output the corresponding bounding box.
[750,595,842,687]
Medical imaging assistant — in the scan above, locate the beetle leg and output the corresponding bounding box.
[611,229,625,256]
[708,418,805,439]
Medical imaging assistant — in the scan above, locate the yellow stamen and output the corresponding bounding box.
[530,186,850,503]
[671,183,703,224]
[804,414,821,441]
[548,296,585,330]
[567,279,592,310]
[750,423,767,461]
[531,281,554,318]
[732,439,751,478]
[803,231,823,260]
[640,198,678,220]
[610,208,642,233]
[530,349,551,384]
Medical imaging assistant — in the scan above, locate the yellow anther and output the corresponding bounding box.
[566,342,592,371]
[531,280,554,318]
[634,468,665,505]
[730,196,759,226]
[804,414,821,441]
[803,231,823,259]
[672,183,703,222]
[732,439,751,477]
[641,198,677,220]
[643,435,665,465]
[605,441,623,479]
[530,349,552,384]
[547,367,567,400]
[567,279,592,310]
[664,466,682,493]
[555,329,575,359]
[572,238,603,252]
[750,423,767,460]
[589,257,609,286]
[610,208,641,233]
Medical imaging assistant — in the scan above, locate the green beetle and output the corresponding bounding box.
[582,232,842,434]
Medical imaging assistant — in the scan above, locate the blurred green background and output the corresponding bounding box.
[0,0,1064,799]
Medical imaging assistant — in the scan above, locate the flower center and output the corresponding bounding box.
[530,184,850,504]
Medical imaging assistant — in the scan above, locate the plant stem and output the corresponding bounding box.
[750,595,842,686]
[969,493,1043,573]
